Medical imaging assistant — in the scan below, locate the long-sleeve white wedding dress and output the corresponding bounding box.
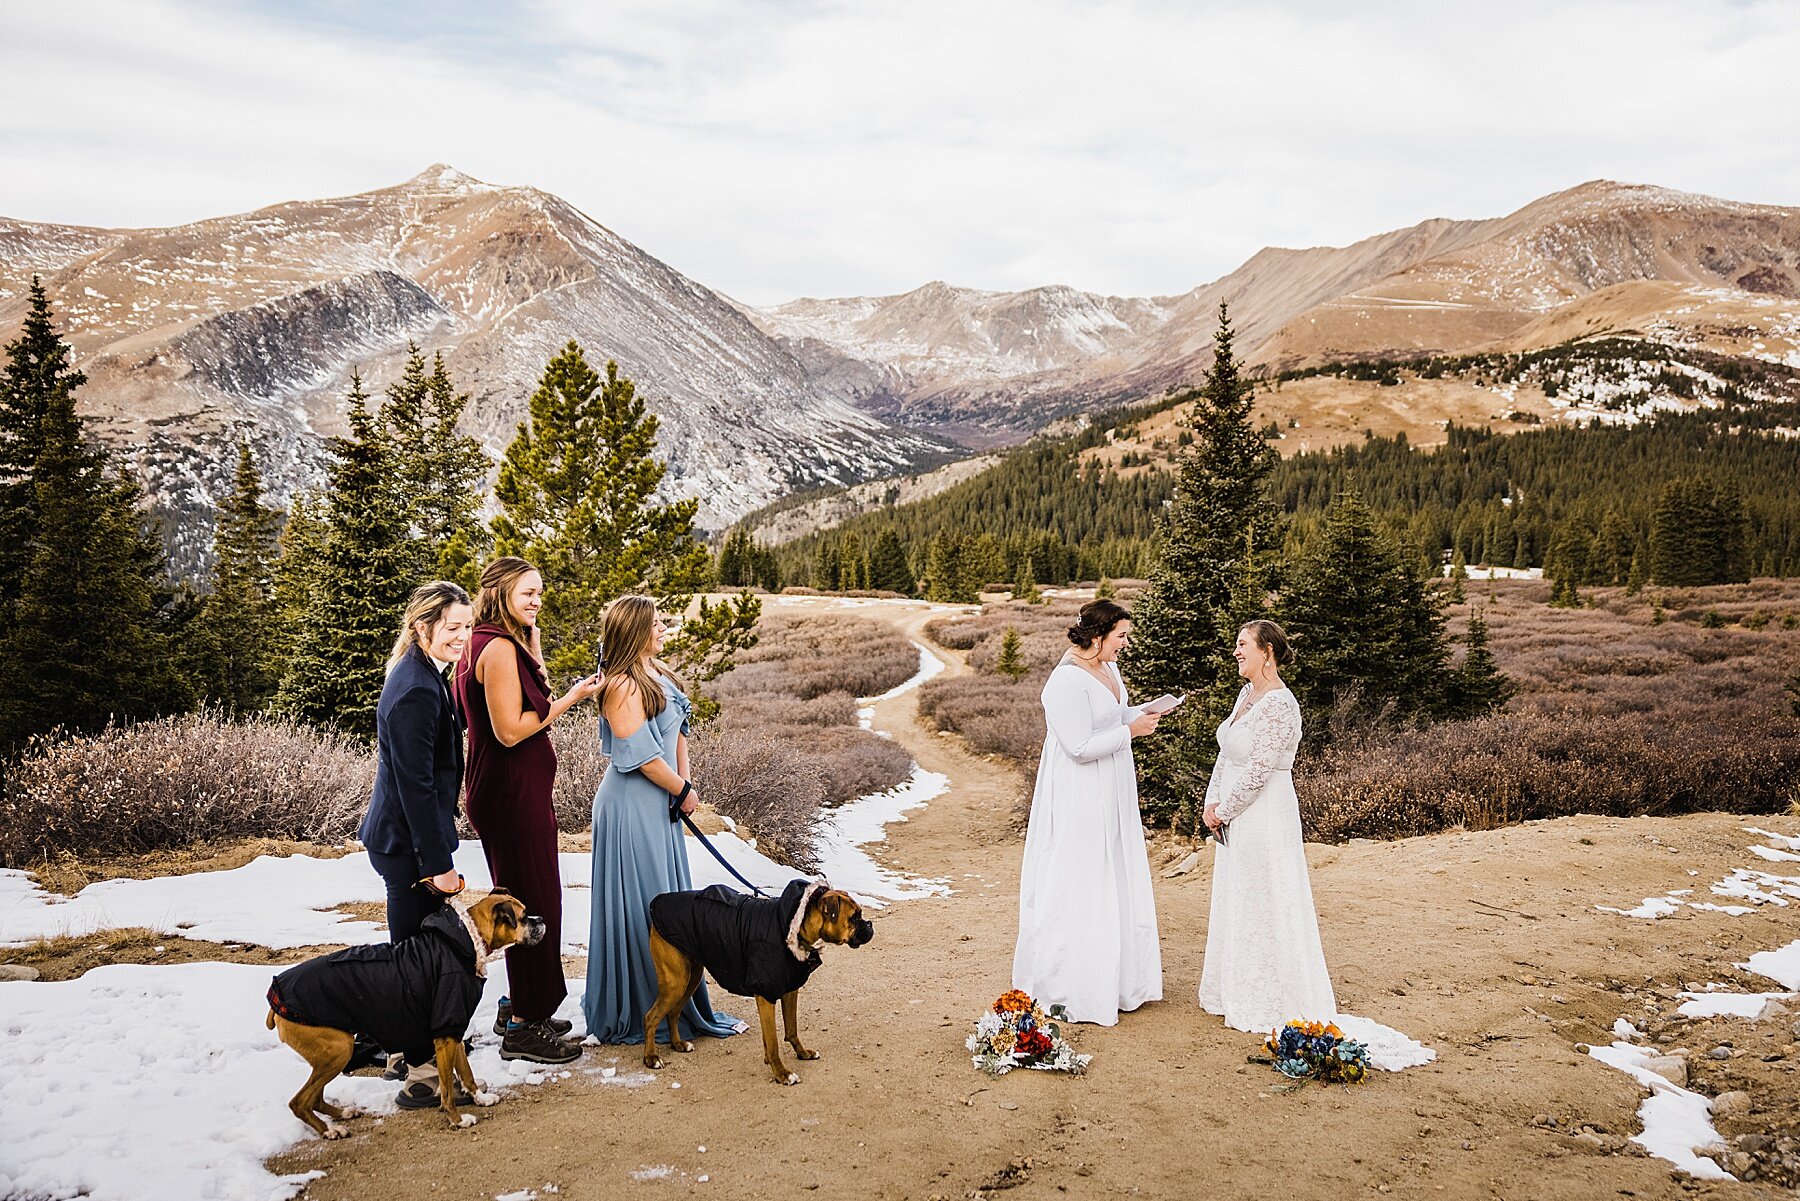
[1198,684,1337,1032]
[1011,659,1163,1025]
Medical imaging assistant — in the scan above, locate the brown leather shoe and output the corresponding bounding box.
[499,1020,581,1064]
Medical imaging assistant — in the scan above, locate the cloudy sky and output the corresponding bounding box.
[3,0,1797,304]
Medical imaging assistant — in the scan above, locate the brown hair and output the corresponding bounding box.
[473,556,539,647]
[1241,619,1295,667]
[387,581,471,673]
[1068,598,1131,649]
[600,595,681,719]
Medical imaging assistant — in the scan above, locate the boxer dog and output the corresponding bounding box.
[265,890,542,1136]
[643,878,874,1085]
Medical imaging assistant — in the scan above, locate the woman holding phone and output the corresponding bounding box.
[457,556,602,1065]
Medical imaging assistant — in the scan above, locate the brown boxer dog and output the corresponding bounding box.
[643,882,874,1085]
[265,891,540,1136]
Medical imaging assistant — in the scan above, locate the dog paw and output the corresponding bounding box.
[644,1055,665,1070]
[323,1124,349,1140]
[671,1040,694,1054]
[795,1048,819,1060]
[457,1113,478,1129]
[778,1072,799,1086]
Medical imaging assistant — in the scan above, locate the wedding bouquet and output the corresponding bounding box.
[966,990,1090,1077]
[1264,1019,1371,1086]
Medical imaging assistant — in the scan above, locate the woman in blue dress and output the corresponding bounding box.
[582,595,743,1045]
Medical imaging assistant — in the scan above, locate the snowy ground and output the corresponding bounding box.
[1588,824,1800,1180]
[0,632,956,1201]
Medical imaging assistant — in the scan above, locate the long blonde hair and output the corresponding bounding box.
[387,581,471,673]
[600,595,681,718]
[473,556,537,646]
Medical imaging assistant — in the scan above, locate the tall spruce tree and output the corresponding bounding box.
[192,442,284,712]
[382,347,491,590]
[1124,303,1279,821]
[1447,609,1512,717]
[1278,491,1456,732]
[0,277,85,623]
[0,291,189,751]
[492,343,756,689]
[273,374,413,736]
[866,529,915,595]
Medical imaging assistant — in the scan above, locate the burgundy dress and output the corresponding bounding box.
[455,623,565,1024]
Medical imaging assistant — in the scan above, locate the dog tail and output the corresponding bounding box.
[266,1008,276,1030]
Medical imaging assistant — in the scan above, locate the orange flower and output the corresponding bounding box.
[993,989,1035,1015]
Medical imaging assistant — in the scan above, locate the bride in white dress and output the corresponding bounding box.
[1012,599,1165,1025]
[1199,619,1337,1032]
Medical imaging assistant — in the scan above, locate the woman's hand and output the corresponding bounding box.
[1127,711,1162,738]
[564,672,604,705]
[679,786,700,817]
[1202,804,1223,833]
[425,869,464,897]
[528,623,545,665]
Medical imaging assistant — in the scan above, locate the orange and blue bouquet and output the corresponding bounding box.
[1265,1019,1370,1086]
[967,990,1090,1077]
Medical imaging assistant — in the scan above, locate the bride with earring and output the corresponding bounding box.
[1199,619,1336,1032]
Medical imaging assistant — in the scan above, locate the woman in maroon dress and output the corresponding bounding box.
[456,556,602,1064]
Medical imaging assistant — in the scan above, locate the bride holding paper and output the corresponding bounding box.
[1011,599,1167,1025]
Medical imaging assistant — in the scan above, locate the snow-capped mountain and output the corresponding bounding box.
[0,165,949,567]
[750,181,1800,439]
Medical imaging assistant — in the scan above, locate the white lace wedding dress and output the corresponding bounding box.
[1012,659,1163,1025]
[1198,684,1337,1032]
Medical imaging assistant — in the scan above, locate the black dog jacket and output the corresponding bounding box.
[650,878,824,1002]
[267,906,484,1052]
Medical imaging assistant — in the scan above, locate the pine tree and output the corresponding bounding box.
[865,529,915,595]
[995,627,1027,679]
[0,293,189,751]
[1447,609,1512,716]
[492,342,755,686]
[716,528,751,587]
[1650,478,1711,586]
[839,531,867,590]
[192,442,283,712]
[1012,565,1042,604]
[1095,576,1117,599]
[811,540,840,591]
[959,534,1004,601]
[1279,491,1455,729]
[377,346,491,590]
[1446,550,1468,604]
[1124,303,1280,818]
[271,490,328,666]
[273,374,413,736]
[1625,548,1647,595]
[0,277,86,623]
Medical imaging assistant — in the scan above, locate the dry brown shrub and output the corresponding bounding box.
[0,710,373,867]
[713,613,917,699]
[689,727,827,873]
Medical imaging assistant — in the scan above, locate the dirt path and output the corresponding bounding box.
[272,601,1796,1201]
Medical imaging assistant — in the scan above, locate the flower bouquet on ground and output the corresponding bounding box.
[1263,1019,1371,1087]
[967,990,1090,1077]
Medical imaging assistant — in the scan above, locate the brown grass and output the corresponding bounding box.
[0,711,373,869]
[23,837,354,896]
[0,928,322,981]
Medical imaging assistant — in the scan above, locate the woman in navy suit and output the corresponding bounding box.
[359,580,475,939]
[357,580,474,1107]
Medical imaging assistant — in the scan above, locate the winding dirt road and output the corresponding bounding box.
[271,600,1797,1201]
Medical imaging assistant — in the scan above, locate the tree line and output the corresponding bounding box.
[0,278,757,755]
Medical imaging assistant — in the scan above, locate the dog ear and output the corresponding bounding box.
[488,886,512,898]
[822,894,842,924]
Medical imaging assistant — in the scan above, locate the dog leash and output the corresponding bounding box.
[680,812,769,897]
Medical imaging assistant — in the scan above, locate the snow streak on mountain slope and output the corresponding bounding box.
[0,166,947,569]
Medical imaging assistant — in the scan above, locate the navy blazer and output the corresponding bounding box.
[358,644,465,877]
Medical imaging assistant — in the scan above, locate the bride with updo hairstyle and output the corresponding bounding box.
[1010,598,1165,1025]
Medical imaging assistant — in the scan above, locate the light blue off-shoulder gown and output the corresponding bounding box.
[582,674,742,1044]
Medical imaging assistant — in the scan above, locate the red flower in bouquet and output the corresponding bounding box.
[1015,1028,1054,1059]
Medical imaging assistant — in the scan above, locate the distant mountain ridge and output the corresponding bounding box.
[0,165,950,568]
[748,181,1800,440]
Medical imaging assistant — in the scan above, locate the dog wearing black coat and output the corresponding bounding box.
[644,878,873,1084]
[265,890,542,1135]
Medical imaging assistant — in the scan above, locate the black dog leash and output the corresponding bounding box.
[674,806,768,897]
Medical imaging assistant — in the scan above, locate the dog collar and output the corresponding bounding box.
[451,900,502,978]
[786,879,828,962]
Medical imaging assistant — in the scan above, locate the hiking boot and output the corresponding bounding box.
[394,1079,476,1109]
[493,1000,573,1038]
[380,1053,408,1082]
[499,1019,582,1064]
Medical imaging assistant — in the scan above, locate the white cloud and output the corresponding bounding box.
[2,0,1797,304]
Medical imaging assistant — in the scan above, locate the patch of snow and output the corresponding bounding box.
[1741,941,1800,990]
[1587,1041,1731,1180]
[1676,991,1794,1018]
[1597,895,1684,919]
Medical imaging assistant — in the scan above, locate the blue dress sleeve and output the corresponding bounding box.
[669,685,693,737]
[609,722,667,773]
